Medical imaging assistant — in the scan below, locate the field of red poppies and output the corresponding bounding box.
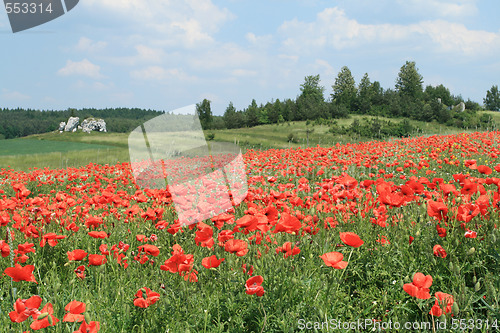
[1,132,499,332]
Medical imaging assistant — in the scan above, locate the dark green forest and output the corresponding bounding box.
[2,61,500,140]
[0,107,164,139]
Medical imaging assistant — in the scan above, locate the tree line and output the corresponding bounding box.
[2,61,500,139]
[0,107,164,139]
[197,61,499,132]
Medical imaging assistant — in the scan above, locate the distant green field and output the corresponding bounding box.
[0,138,114,156]
[0,112,495,171]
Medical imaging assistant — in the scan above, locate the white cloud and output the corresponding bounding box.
[278,7,500,57]
[188,43,254,69]
[414,20,500,56]
[245,33,273,47]
[75,37,107,53]
[1,89,30,101]
[58,59,104,79]
[231,69,258,77]
[130,66,197,82]
[82,0,234,48]
[396,0,478,18]
[108,45,166,66]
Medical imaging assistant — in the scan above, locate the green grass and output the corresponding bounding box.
[0,138,114,156]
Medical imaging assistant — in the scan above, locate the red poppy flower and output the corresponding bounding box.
[40,233,66,247]
[63,300,86,322]
[427,200,448,221]
[409,236,414,245]
[339,232,364,248]
[88,254,107,266]
[30,302,59,330]
[9,295,42,323]
[74,320,100,333]
[74,265,86,279]
[88,231,108,239]
[136,234,148,242]
[436,224,447,238]
[67,249,88,261]
[201,255,225,269]
[133,287,160,308]
[242,264,254,276]
[464,229,477,238]
[245,275,265,296]
[138,244,160,257]
[160,245,194,274]
[0,240,10,257]
[319,252,348,269]
[429,292,454,317]
[477,165,492,175]
[433,244,447,258]
[224,239,249,257]
[4,264,37,283]
[272,212,302,234]
[275,241,301,258]
[403,272,433,299]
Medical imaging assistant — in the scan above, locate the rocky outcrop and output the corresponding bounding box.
[64,117,79,132]
[59,116,107,133]
[81,118,107,133]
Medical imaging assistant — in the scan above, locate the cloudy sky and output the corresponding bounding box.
[1,0,500,115]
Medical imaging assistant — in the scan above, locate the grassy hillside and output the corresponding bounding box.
[0,113,494,171]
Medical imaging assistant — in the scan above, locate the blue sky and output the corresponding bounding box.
[1,0,500,115]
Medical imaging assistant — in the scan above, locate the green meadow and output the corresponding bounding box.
[0,114,490,171]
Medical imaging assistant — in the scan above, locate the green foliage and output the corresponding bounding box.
[332,66,357,109]
[296,74,326,121]
[330,117,418,139]
[196,99,213,130]
[484,85,500,111]
[395,61,424,100]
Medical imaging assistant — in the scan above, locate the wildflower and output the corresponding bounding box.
[429,292,454,317]
[201,255,225,269]
[433,244,447,258]
[245,275,265,296]
[133,287,160,308]
[320,252,348,269]
[4,264,38,283]
[63,301,86,322]
[403,272,433,299]
[339,232,364,248]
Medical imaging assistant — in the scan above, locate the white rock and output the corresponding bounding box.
[64,117,80,132]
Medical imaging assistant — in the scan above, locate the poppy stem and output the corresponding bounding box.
[259,300,267,333]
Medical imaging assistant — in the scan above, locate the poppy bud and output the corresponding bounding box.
[448,262,454,272]
[454,264,460,275]
[416,230,421,237]
[473,276,477,284]
[382,294,387,306]
[38,312,49,320]
[84,312,91,324]
[455,238,460,247]
[48,314,53,325]
[492,233,497,243]
[467,247,475,256]
[404,275,410,283]
[452,302,459,315]
[474,281,481,292]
